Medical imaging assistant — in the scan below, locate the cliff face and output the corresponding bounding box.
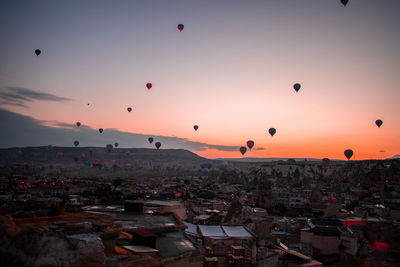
[0,146,211,179]
[0,147,205,163]
[0,216,106,267]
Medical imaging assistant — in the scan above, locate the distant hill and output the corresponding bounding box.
[0,146,206,163]
[1,146,399,181]
[392,154,400,159]
[0,146,217,183]
[0,146,218,179]
[218,157,327,163]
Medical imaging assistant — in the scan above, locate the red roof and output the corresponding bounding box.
[131,230,157,238]
[341,220,365,227]
[369,241,388,251]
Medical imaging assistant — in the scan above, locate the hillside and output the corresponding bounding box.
[218,157,325,163]
[0,146,213,179]
[0,146,205,162]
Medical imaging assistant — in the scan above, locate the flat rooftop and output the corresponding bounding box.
[156,231,198,258]
[83,205,184,233]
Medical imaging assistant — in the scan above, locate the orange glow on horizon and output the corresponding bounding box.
[194,131,399,160]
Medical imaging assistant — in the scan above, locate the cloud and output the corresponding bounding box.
[0,87,71,107]
[179,139,239,152]
[0,109,239,153]
[41,121,77,129]
[254,147,264,151]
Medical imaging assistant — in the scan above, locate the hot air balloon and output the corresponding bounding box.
[194,125,199,131]
[269,128,276,137]
[148,137,154,144]
[177,24,184,32]
[35,49,41,56]
[99,128,104,133]
[344,149,353,160]
[127,107,132,112]
[73,156,79,162]
[155,142,161,149]
[341,0,349,6]
[114,142,119,148]
[293,83,301,92]
[73,140,79,147]
[375,120,383,128]
[322,158,331,166]
[80,153,85,159]
[240,146,247,156]
[106,144,113,152]
[146,83,152,90]
[76,122,81,127]
[247,140,254,150]
[47,145,53,151]
[56,152,63,158]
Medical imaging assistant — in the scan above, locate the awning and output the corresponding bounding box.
[222,226,252,239]
[184,222,198,236]
[198,225,228,239]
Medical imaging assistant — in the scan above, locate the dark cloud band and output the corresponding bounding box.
[0,87,71,107]
[0,109,254,153]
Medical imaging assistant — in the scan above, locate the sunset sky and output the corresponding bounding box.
[0,0,399,160]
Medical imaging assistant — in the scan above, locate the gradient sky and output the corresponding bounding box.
[0,0,399,160]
